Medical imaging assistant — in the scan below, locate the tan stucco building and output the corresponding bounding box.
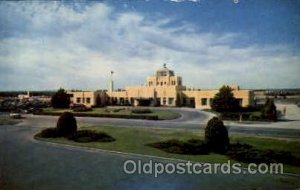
[68,65,254,109]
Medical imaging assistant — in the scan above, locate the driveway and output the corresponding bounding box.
[1,106,300,189]
[18,106,300,138]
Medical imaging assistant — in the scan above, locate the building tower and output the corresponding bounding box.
[109,70,114,93]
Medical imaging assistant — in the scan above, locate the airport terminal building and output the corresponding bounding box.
[68,65,254,109]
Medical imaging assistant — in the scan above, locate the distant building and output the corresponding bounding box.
[68,65,254,109]
[68,91,107,108]
[18,91,30,100]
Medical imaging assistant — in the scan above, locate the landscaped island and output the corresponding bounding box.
[37,107,181,120]
[35,124,300,174]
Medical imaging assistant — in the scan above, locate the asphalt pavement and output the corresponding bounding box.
[1,107,300,189]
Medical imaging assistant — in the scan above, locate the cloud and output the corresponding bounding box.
[0,1,299,91]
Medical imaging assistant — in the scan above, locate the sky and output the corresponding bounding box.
[0,0,299,91]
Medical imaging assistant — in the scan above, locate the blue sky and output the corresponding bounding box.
[0,0,299,90]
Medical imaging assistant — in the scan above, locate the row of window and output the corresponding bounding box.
[74,96,243,107]
[76,97,91,104]
[200,98,243,106]
[148,80,182,86]
[157,97,174,105]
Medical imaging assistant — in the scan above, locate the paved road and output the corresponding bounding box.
[18,106,300,139]
[0,125,299,190]
[1,107,300,189]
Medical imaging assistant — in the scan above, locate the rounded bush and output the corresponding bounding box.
[56,112,77,136]
[205,117,229,153]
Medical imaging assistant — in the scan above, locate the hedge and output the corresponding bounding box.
[35,111,158,120]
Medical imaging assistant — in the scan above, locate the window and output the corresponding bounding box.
[163,98,166,105]
[86,98,91,104]
[76,97,81,103]
[201,98,207,106]
[130,98,134,105]
[168,98,174,105]
[125,98,129,105]
[178,80,182,85]
[120,98,124,105]
[156,97,161,106]
[190,98,195,108]
[161,82,163,86]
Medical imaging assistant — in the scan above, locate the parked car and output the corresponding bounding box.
[70,104,92,112]
[9,113,21,119]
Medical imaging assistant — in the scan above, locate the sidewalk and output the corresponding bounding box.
[224,103,300,130]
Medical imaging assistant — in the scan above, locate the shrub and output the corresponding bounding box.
[205,117,229,153]
[148,139,209,155]
[68,130,115,143]
[149,139,182,149]
[36,127,59,138]
[220,112,240,121]
[131,108,152,114]
[227,143,300,166]
[112,108,124,112]
[183,139,209,155]
[148,139,186,154]
[35,111,158,120]
[104,108,124,113]
[261,98,277,121]
[56,112,77,137]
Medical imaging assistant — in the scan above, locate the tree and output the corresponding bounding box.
[175,93,181,107]
[56,112,77,136]
[205,117,229,153]
[261,98,277,121]
[211,85,240,112]
[51,88,70,108]
[96,94,102,107]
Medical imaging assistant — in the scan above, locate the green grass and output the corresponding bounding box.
[0,118,20,125]
[42,107,181,120]
[35,125,300,174]
[231,136,300,158]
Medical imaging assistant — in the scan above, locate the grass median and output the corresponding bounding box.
[35,125,300,174]
[41,107,181,120]
[0,118,20,125]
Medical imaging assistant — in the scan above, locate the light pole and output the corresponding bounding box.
[109,70,114,93]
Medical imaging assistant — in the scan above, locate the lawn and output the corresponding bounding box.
[0,118,20,125]
[35,125,300,174]
[42,107,181,120]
